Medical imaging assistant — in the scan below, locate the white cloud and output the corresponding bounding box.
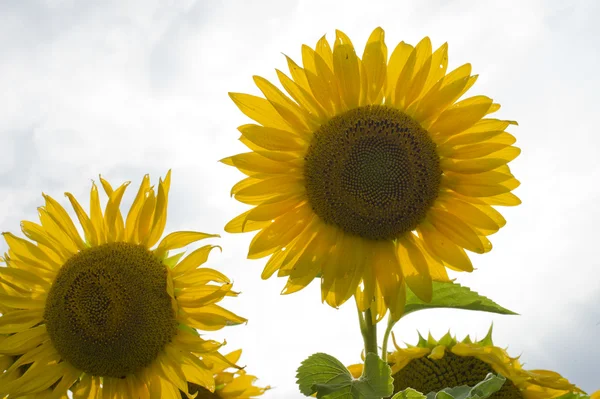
[1,0,599,396]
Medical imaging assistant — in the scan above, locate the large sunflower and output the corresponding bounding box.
[185,349,270,398]
[348,329,583,399]
[0,172,247,398]
[223,27,520,320]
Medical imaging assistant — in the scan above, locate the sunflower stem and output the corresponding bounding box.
[381,316,397,363]
[360,308,378,356]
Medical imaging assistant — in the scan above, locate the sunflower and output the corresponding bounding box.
[223,27,520,320]
[348,328,584,399]
[0,172,247,398]
[185,349,270,398]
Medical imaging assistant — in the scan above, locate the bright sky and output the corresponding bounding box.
[1,0,599,397]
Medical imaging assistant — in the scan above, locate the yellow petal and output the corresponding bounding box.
[172,245,221,278]
[221,152,295,175]
[371,240,404,314]
[422,42,448,96]
[261,248,288,279]
[440,147,521,174]
[246,195,304,223]
[125,174,151,243]
[64,193,97,247]
[362,27,388,103]
[0,309,44,334]
[397,234,432,302]
[285,55,312,93]
[158,350,188,394]
[278,219,319,272]
[253,75,314,134]
[430,96,494,138]
[315,35,334,70]
[404,37,433,107]
[19,221,70,262]
[428,209,491,254]
[481,192,521,206]
[0,267,50,291]
[0,325,47,355]
[333,30,361,110]
[181,356,215,393]
[224,210,272,234]
[441,130,515,148]
[276,69,328,121]
[330,234,367,306]
[146,171,172,248]
[238,124,307,152]
[156,231,219,254]
[104,181,129,243]
[282,225,333,295]
[386,41,413,101]
[42,194,86,250]
[411,64,473,123]
[180,304,247,331]
[247,202,313,259]
[177,284,235,307]
[441,141,515,159]
[313,50,343,113]
[228,93,291,130]
[418,222,473,272]
[232,175,304,205]
[135,189,156,244]
[2,233,58,271]
[439,197,500,234]
[174,267,230,288]
[89,182,106,244]
[37,207,79,258]
[72,375,101,399]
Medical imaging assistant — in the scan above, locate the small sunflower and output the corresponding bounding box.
[185,349,270,398]
[0,172,247,398]
[223,27,520,320]
[349,328,583,399]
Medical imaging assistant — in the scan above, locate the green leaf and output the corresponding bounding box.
[296,353,350,396]
[403,282,517,317]
[393,373,506,399]
[296,352,393,398]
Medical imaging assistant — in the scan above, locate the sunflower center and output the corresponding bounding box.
[304,105,441,240]
[44,242,177,378]
[393,353,523,399]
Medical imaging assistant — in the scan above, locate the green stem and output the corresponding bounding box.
[380,316,397,363]
[361,308,378,355]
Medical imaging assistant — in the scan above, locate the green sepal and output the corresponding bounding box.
[391,388,426,399]
[296,352,393,398]
[403,282,518,317]
[163,251,185,268]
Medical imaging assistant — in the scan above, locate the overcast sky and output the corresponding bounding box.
[1,0,599,397]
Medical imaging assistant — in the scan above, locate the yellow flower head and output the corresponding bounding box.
[188,349,270,398]
[224,27,520,320]
[350,328,583,399]
[0,172,247,398]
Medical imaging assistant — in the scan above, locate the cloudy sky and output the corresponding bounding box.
[1,0,599,397]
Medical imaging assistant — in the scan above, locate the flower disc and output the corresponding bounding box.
[44,242,177,378]
[305,104,441,240]
[393,352,521,399]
